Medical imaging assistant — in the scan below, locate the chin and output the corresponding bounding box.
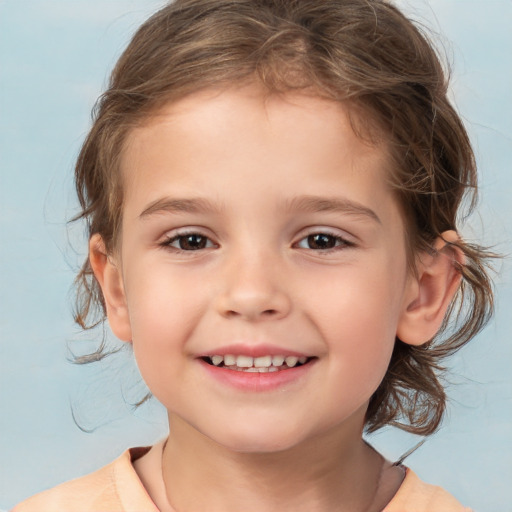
[207,420,312,455]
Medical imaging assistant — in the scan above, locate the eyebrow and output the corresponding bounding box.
[139,195,381,224]
[139,197,222,219]
[284,195,381,224]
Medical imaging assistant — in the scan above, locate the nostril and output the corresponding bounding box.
[225,309,278,318]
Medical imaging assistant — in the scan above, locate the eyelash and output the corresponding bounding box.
[294,232,355,252]
[160,230,355,253]
[160,232,216,252]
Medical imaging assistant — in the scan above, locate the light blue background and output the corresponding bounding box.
[0,1,511,510]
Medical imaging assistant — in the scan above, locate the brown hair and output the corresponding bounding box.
[73,0,495,435]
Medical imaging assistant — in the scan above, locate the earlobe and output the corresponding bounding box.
[89,234,132,342]
[397,231,464,346]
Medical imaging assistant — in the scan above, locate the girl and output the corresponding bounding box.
[12,0,496,510]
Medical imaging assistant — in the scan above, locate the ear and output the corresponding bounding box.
[397,230,464,346]
[89,234,132,342]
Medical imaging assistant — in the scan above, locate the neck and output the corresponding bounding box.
[160,412,387,512]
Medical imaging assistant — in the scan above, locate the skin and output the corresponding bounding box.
[90,85,463,512]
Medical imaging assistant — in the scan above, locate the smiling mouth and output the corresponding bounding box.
[201,354,315,372]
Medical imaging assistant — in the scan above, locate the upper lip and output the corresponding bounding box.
[196,343,312,358]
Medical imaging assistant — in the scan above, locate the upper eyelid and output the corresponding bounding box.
[293,226,357,243]
[159,228,218,248]
[160,226,215,240]
[294,234,354,249]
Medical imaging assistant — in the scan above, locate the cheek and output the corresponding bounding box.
[308,264,405,389]
[126,279,196,409]
[330,313,396,396]
[312,262,405,338]
[122,268,204,372]
[126,262,200,328]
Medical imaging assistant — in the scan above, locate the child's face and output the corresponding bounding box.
[105,85,418,452]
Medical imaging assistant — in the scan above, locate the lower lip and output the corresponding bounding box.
[198,359,316,392]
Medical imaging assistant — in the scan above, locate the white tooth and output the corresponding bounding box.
[298,356,307,364]
[272,355,285,366]
[237,355,254,368]
[254,355,272,368]
[258,367,269,373]
[245,367,259,372]
[268,366,279,372]
[285,356,299,367]
[224,354,236,366]
[211,355,223,366]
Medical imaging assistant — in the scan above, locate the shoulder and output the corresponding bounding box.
[384,468,472,512]
[12,448,158,512]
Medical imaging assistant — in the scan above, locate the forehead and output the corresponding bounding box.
[121,85,392,195]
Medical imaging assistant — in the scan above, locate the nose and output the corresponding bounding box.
[215,249,292,321]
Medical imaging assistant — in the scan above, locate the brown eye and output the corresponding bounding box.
[179,234,208,250]
[295,232,353,251]
[165,233,213,251]
[306,234,338,249]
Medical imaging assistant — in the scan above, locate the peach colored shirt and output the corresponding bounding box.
[13,447,472,512]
